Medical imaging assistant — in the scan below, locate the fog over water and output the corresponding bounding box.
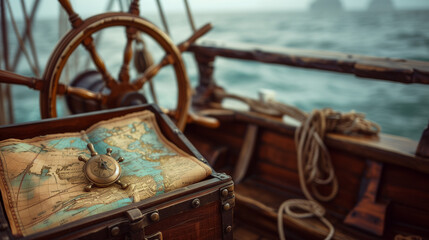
[9,0,429,19]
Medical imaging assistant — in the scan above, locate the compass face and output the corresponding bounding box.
[84,155,121,187]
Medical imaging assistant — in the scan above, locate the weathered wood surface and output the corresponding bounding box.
[185,111,429,239]
[189,109,429,174]
[235,181,369,240]
[145,201,222,240]
[188,40,429,84]
[326,133,429,174]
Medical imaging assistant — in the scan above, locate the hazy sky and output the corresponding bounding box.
[10,0,429,19]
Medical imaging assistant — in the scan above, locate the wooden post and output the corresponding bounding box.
[0,0,13,124]
[416,121,429,158]
[192,52,217,107]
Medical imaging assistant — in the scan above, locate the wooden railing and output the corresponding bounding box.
[188,39,429,84]
[187,39,429,158]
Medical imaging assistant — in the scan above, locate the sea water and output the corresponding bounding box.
[6,10,429,140]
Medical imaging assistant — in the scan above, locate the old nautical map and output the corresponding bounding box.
[0,111,212,236]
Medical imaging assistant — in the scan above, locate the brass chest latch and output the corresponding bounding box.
[109,208,162,240]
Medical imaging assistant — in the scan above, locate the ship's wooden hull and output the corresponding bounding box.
[185,109,429,239]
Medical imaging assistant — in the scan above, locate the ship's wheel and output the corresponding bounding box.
[41,1,191,130]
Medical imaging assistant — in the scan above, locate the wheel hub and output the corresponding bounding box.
[66,70,147,114]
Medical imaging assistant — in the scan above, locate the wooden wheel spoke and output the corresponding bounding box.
[177,23,212,52]
[57,83,104,102]
[59,0,115,88]
[119,0,140,83]
[58,0,83,28]
[118,27,137,83]
[131,23,212,90]
[132,55,174,90]
[81,36,116,89]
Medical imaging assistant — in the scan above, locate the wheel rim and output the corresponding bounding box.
[41,12,191,131]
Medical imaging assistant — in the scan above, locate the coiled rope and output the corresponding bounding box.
[278,108,380,240]
[295,108,380,203]
[214,90,380,240]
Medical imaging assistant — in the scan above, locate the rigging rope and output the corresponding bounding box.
[11,0,40,72]
[155,0,170,36]
[118,0,125,12]
[183,0,196,32]
[3,0,45,123]
[58,5,70,83]
[83,0,115,70]
[0,0,7,125]
[19,0,40,76]
[5,0,39,76]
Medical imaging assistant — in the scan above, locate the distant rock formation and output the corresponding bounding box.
[368,0,395,11]
[309,0,343,11]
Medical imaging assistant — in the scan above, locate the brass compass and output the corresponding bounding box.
[78,143,128,191]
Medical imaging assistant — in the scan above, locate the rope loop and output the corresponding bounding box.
[278,199,334,240]
[394,234,423,240]
[283,199,326,218]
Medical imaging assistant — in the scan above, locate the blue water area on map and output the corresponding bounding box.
[1,137,86,155]
[10,170,51,200]
[139,124,169,151]
[0,143,42,154]
[127,140,142,151]
[47,137,88,150]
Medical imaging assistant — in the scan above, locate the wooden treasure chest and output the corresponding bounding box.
[0,104,234,240]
